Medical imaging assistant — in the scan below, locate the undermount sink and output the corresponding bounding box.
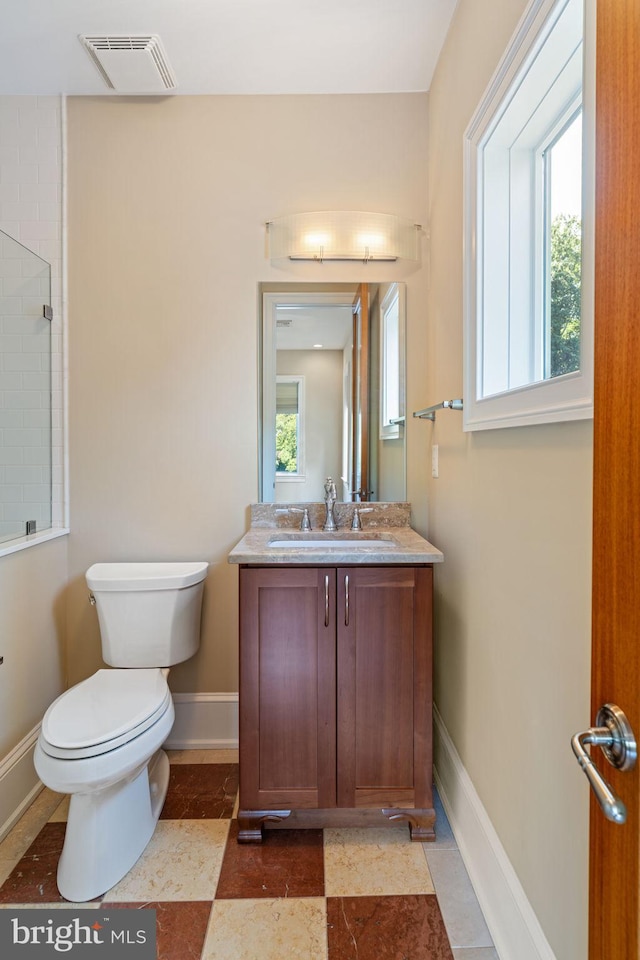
[267,537,397,549]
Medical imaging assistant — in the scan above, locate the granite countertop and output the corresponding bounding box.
[228,503,444,566]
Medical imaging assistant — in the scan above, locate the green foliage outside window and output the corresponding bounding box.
[275,413,298,473]
[549,213,581,378]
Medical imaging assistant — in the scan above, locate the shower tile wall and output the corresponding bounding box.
[0,96,63,539]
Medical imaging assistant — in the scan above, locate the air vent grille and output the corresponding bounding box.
[79,35,177,93]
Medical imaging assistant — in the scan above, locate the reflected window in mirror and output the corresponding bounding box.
[380,284,405,440]
[275,376,304,478]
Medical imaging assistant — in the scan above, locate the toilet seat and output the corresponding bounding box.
[40,668,172,760]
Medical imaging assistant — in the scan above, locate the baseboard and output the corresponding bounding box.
[165,692,239,749]
[0,725,44,842]
[433,705,556,960]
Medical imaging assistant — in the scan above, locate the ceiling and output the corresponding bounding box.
[276,305,353,351]
[0,0,457,96]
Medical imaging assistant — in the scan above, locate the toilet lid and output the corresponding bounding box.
[41,669,171,757]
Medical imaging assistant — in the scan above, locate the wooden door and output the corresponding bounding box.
[238,567,337,812]
[351,284,370,500]
[589,2,640,956]
[336,566,434,837]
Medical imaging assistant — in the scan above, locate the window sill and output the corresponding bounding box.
[463,375,593,431]
[0,527,69,560]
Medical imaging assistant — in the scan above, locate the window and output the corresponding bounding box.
[275,376,305,479]
[545,111,582,379]
[463,0,594,430]
[379,284,405,440]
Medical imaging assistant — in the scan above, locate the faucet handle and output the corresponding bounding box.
[351,507,373,530]
[288,506,312,530]
[349,488,374,501]
[299,507,311,531]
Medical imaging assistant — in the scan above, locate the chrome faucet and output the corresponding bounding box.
[323,477,338,531]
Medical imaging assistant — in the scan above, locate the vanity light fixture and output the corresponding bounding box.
[266,211,420,263]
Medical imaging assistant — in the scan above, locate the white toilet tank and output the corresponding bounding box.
[86,562,209,668]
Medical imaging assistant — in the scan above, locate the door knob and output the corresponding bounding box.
[571,704,637,824]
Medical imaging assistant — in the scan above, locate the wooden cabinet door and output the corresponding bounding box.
[336,566,433,810]
[239,567,337,810]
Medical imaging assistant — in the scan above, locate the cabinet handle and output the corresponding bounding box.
[344,574,350,626]
[324,574,330,627]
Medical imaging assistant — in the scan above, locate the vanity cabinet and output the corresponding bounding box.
[238,564,434,842]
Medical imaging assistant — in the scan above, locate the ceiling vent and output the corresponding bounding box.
[79,35,177,93]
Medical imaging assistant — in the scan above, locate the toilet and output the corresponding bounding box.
[34,561,208,903]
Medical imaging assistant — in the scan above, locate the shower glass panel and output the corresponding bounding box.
[0,230,52,544]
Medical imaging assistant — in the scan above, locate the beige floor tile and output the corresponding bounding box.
[202,898,327,960]
[0,788,65,861]
[452,949,499,960]
[324,827,435,898]
[48,797,69,823]
[424,849,493,949]
[166,749,238,764]
[104,820,229,902]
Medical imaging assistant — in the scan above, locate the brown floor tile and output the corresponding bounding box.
[327,895,454,960]
[0,823,67,904]
[215,819,324,899]
[103,901,213,960]
[160,764,238,820]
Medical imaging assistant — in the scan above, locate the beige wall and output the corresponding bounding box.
[66,94,429,693]
[0,538,67,830]
[425,2,592,958]
[0,538,67,757]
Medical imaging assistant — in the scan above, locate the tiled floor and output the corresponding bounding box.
[0,750,498,959]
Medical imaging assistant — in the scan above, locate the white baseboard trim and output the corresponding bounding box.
[433,705,556,960]
[0,725,44,842]
[165,692,239,750]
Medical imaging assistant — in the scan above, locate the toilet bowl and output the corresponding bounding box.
[34,561,208,902]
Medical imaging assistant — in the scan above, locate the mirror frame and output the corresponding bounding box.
[260,284,407,504]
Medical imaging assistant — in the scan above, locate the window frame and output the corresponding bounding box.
[463,0,595,431]
[379,283,406,441]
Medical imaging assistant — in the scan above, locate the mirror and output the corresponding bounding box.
[260,282,406,503]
